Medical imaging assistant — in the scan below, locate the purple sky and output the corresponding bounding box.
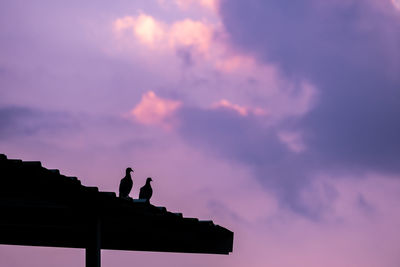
[1,0,400,266]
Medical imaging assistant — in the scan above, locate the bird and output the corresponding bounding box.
[119,167,134,198]
[139,177,153,203]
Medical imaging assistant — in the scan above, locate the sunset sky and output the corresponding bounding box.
[1,0,400,266]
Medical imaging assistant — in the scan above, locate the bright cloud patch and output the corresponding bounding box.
[393,0,400,10]
[111,11,319,124]
[171,0,218,12]
[212,99,267,116]
[215,55,255,72]
[114,14,213,53]
[130,91,182,129]
[114,14,165,46]
[170,19,213,53]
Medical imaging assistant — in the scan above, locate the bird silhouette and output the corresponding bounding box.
[139,177,153,203]
[119,167,134,198]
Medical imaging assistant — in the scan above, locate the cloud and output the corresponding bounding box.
[174,92,400,217]
[277,131,306,153]
[0,106,80,139]
[176,106,314,214]
[129,91,182,129]
[392,0,400,10]
[110,2,400,217]
[111,11,319,124]
[219,0,400,174]
[212,99,267,116]
[173,0,219,12]
[113,14,166,46]
[113,14,213,54]
[214,54,254,72]
[169,19,213,54]
[111,12,319,125]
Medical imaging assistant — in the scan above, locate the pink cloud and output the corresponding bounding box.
[113,14,165,46]
[170,19,213,54]
[172,0,219,12]
[113,14,213,54]
[212,99,267,117]
[129,91,182,129]
[214,55,255,73]
[111,12,318,123]
[392,0,400,10]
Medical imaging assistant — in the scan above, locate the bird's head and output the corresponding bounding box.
[126,167,134,173]
[146,177,153,183]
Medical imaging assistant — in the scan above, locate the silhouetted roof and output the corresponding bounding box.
[0,154,233,254]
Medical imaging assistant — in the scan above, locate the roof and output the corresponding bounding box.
[0,154,233,254]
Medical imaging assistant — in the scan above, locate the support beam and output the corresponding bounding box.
[86,218,101,267]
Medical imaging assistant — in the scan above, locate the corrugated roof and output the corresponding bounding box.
[0,154,233,254]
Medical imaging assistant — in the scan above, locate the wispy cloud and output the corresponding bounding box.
[212,99,267,116]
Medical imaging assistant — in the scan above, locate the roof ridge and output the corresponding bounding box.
[0,153,233,251]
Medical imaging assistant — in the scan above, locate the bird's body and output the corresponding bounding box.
[139,177,153,202]
[119,167,134,198]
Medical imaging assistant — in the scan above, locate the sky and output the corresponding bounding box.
[1,0,400,266]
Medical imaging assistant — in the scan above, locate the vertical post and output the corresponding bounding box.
[86,218,101,267]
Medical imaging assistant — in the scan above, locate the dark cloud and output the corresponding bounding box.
[220,0,400,80]
[0,106,80,138]
[177,99,399,217]
[177,0,400,213]
[177,107,325,217]
[176,47,195,67]
[217,0,400,173]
